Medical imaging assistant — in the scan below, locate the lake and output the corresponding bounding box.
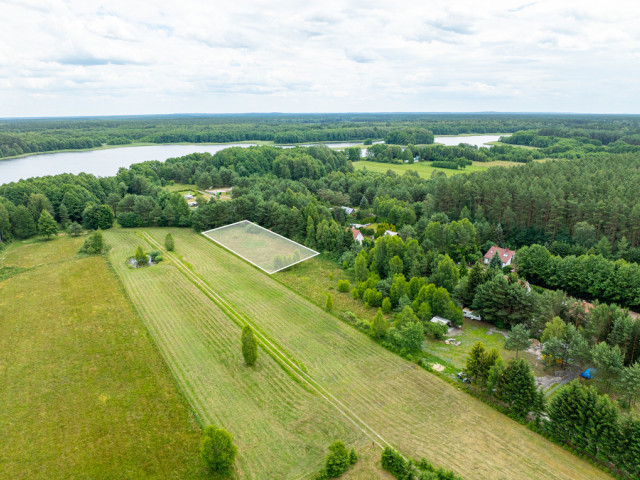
[0,136,505,184]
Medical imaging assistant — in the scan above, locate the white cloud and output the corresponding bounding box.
[0,0,639,116]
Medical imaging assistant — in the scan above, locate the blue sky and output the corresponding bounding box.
[1,0,639,116]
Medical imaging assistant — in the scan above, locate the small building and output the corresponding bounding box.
[484,246,516,267]
[348,227,364,245]
[430,316,452,327]
[462,309,482,321]
[188,201,198,207]
[350,223,371,229]
[341,206,355,215]
[384,230,398,237]
[184,194,194,200]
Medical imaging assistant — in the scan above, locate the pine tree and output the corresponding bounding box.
[38,210,58,239]
[58,203,70,229]
[504,324,531,359]
[592,342,624,392]
[325,293,333,312]
[305,216,316,248]
[349,448,358,465]
[370,308,388,338]
[498,358,537,419]
[241,325,258,366]
[618,362,640,407]
[465,342,487,384]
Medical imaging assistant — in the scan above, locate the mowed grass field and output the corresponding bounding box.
[203,220,317,273]
[104,229,363,479]
[130,228,611,480]
[0,235,207,480]
[353,159,541,178]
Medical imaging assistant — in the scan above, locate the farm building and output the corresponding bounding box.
[430,316,452,327]
[348,227,364,245]
[483,246,516,267]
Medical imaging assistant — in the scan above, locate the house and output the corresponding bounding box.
[384,230,398,237]
[341,206,355,215]
[430,316,452,327]
[462,309,482,321]
[184,194,194,200]
[483,246,516,267]
[348,227,364,245]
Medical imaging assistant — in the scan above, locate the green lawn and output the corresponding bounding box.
[122,227,611,480]
[353,160,490,178]
[0,235,207,480]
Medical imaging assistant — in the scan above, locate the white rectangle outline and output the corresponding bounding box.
[202,220,319,274]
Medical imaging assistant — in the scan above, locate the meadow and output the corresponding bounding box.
[104,229,361,479]
[124,227,611,480]
[353,160,490,178]
[0,235,207,480]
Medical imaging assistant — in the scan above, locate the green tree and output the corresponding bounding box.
[200,425,237,476]
[164,233,175,251]
[324,441,350,478]
[618,362,640,407]
[12,205,36,239]
[465,342,487,384]
[305,216,316,248]
[429,255,459,292]
[592,342,625,392]
[388,255,404,276]
[67,221,84,237]
[241,325,258,366]
[498,358,538,419]
[541,316,567,343]
[349,448,358,465]
[134,245,147,265]
[337,279,350,292]
[370,308,388,338]
[0,203,9,242]
[325,293,333,312]
[58,203,70,229]
[381,297,392,313]
[354,252,368,282]
[504,324,530,359]
[489,251,503,270]
[38,210,58,239]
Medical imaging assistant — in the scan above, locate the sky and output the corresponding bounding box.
[1,0,639,117]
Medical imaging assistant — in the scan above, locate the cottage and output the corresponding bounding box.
[430,316,452,327]
[341,206,355,215]
[348,227,364,245]
[483,246,516,267]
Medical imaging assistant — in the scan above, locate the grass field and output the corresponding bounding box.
[353,160,490,178]
[203,220,318,273]
[0,235,207,479]
[104,229,361,479]
[119,227,611,480]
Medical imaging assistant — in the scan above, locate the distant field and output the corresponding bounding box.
[353,160,489,177]
[135,227,611,480]
[0,235,207,480]
[104,228,359,479]
[203,220,318,273]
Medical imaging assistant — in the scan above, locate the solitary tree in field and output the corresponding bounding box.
[200,425,237,476]
[504,324,531,359]
[67,221,83,237]
[164,233,175,251]
[370,308,387,338]
[241,325,258,366]
[38,210,58,239]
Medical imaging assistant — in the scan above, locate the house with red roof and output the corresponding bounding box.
[484,246,516,267]
[349,227,364,245]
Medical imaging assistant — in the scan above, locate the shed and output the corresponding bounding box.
[430,316,452,327]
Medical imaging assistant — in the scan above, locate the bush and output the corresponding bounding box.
[325,294,334,312]
[381,447,407,477]
[164,233,175,251]
[79,231,105,255]
[134,245,147,265]
[200,425,237,476]
[149,250,162,262]
[349,448,358,464]
[337,279,350,292]
[325,441,350,478]
[67,221,83,237]
[241,325,258,366]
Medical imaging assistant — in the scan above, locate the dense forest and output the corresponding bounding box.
[2,113,640,159]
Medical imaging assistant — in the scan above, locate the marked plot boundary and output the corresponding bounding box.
[202,220,319,274]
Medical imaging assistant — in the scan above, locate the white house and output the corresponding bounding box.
[349,227,364,245]
[483,246,516,267]
[384,230,398,237]
[341,206,355,215]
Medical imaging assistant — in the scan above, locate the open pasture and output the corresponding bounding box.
[203,220,318,273]
[140,228,611,480]
[0,235,207,480]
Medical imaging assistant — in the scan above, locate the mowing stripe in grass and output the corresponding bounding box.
[142,231,394,452]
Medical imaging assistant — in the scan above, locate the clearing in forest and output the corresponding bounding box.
[202,220,318,273]
[108,227,611,480]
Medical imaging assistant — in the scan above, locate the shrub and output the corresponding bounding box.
[79,231,105,255]
[241,325,258,366]
[149,250,162,262]
[200,425,237,476]
[349,448,358,465]
[67,221,84,237]
[325,294,333,312]
[325,441,350,478]
[381,447,407,477]
[164,233,175,251]
[337,279,350,292]
[134,245,147,265]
